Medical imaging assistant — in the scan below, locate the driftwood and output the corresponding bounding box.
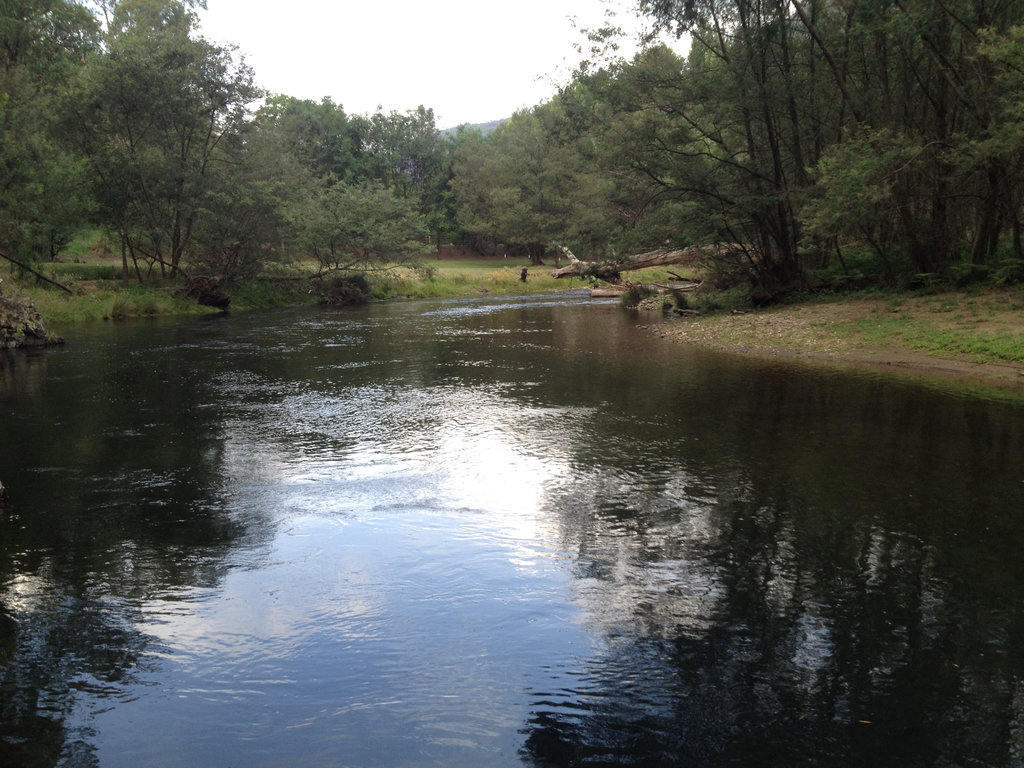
[652,279,704,293]
[551,246,701,281]
[589,286,627,297]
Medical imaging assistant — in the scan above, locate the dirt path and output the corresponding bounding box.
[649,289,1024,388]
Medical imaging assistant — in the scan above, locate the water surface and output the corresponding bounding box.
[2,294,1023,767]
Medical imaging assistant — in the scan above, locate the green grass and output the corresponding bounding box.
[370,260,581,299]
[46,262,124,281]
[837,312,1024,363]
[18,282,218,330]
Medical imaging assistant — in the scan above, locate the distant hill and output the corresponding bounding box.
[441,118,506,137]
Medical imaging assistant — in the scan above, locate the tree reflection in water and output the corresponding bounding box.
[519,365,1024,767]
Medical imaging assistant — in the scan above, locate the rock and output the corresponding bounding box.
[0,296,64,349]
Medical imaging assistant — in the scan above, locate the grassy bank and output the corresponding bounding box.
[10,248,1023,391]
[1,253,597,334]
[650,286,1024,387]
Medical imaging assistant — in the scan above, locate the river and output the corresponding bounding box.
[2,293,1024,767]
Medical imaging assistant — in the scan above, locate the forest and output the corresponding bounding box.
[4,0,1024,304]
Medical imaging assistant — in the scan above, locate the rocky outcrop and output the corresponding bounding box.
[0,295,63,349]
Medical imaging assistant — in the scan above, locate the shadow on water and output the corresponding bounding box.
[0,298,1022,767]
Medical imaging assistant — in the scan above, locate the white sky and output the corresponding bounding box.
[197,0,656,128]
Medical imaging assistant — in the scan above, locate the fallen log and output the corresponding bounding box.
[589,286,627,297]
[0,250,73,294]
[551,246,700,281]
[652,280,704,292]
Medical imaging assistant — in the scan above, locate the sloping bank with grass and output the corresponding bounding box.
[642,285,1024,389]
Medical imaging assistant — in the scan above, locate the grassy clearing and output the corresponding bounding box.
[374,260,584,299]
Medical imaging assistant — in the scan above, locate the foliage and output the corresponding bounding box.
[0,0,100,264]
[620,283,655,307]
[291,180,430,275]
[65,0,262,280]
[8,0,1024,311]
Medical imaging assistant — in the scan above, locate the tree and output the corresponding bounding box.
[66,0,261,281]
[291,179,429,277]
[187,123,307,281]
[254,95,371,183]
[0,0,99,265]
[451,110,583,264]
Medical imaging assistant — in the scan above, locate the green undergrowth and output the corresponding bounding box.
[20,282,216,330]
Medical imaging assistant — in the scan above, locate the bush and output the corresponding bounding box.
[993,259,1024,285]
[322,274,371,305]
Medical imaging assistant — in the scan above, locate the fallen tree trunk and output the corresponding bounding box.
[550,246,700,281]
[0,250,73,294]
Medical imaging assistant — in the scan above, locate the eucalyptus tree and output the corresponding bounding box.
[67,0,261,281]
[556,46,722,259]
[256,99,457,253]
[254,95,372,183]
[362,106,461,252]
[974,25,1024,262]
[634,0,1024,284]
[632,0,842,291]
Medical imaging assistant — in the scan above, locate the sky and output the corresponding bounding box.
[196,0,657,128]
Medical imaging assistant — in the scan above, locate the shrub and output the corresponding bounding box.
[322,274,371,305]
[993,259,1024,285]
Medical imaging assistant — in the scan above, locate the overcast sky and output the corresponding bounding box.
[197,0,656,128]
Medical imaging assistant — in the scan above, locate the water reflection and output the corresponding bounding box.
[520,366,1024,766]
[1,298,1023,767]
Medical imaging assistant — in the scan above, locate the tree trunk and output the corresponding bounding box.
[550,247,706,281]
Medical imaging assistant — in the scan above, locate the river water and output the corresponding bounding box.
[1,293,1024,767]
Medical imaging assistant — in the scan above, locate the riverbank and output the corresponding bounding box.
[2,256,579,331]
[648,287,1024,388]
[9,255,1024,391]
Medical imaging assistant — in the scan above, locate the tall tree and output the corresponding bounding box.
[290,179,429,276]
[0,0,99,265]
[636,0,836,290]
[451,110,583,264]
[66,0,260,280]
[254,95,371,183]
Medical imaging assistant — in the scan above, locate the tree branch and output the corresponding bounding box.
[0,251,73,294]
